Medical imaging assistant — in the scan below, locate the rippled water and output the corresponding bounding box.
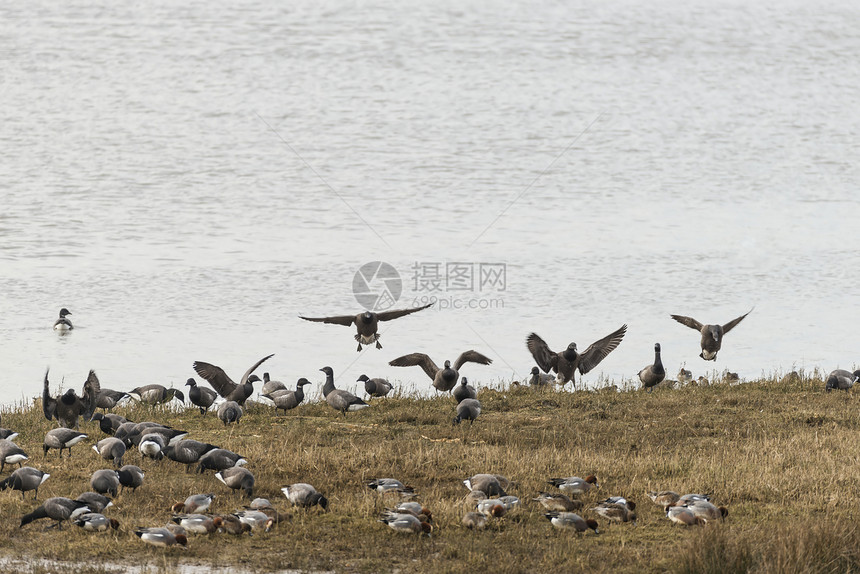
[1,0,858,405]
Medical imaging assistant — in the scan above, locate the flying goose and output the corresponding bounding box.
[192,354,274,405]
[527,325,627,390]
[42,368,100,429]
[638,343,666,392]
[185,378,217,414]
[53,308,73,331]
[300,303,434,351]
[320,367,369,414]
[670,309,752,361]
[389,350,493,393]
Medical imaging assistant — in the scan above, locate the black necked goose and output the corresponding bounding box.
[138,432,166,461]
[216,466,255,497]
[164,440,217,472]
[261,372,287,396]
[92,437,126,467]
[670,309,752,361]
[43,428,88,457]
[0,439,29,472]
[300,302,433,351]
[265,378,311,415]
[281,483,328,510]
[358,374,393,398]
[90,469,120,497]
[389,350,493,393]
[95,389,128,411]
[463,474,507,497]
[53,308,73,331]
[74,512,119,531]
[118,465,144,492]
[91,413,128,435]
[76,492,113,513]
[825,369,860,392]
[638,343,666,392]
[42,368,100,429]
[192,354,273,405]
[217,401,243,426]
[185,378,217,415]
[320,367,369,415]
[196,448,246,474]
[528,367,554,387]
[527,325,627,390]
[20,496,90,529]
[454,398,481,425]
[452,377,477,403]
[0,467,50,500]
[128,384,185,406]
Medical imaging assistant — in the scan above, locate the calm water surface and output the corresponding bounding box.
[1,0,858,405]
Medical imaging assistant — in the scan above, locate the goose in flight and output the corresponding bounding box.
[670,309,752,361]
[300,303,433,351]
[526,324,627,389]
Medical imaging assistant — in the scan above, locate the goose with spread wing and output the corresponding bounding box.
[527,325,627,389]
[670,309,752,361]
[192,354,273,405]
[300,303,433,351]
[42,369,101,429]
[389,350,493,392]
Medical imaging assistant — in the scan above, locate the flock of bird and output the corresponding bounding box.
[5,305,850,552]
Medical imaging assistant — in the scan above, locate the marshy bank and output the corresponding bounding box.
[1,371,859,574]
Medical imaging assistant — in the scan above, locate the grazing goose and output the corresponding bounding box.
[639,343,666,392]
[359,374,393,398]
[43,428,88,457]
[666,505,705,526]
[95,389,128,411]
[196,448,246,473]
[74,513,119,532]
[389,350,493,393]
[527,325,627,389]
[171,514,220,534]
[0,467,50,500]
[53,308,73,331]
[544,512,600,533]
[452,377,477,403]
[118,465,145,492]
[0,439,29,472]
[547,475,599,495]
[138,433,166,461]
[217,401,243,426]
[367,478,415,496]
[266,378,311,414]
[648,491,680,509]
[463,474,507,497]
[20,497,90,529]
[128,423,187,448]
[216,467,255,497]
[261,372,287,395]
[91,413,128,435]
[185,378,217,414]
[165,440,218,472]
[320,367,369,414]
[92,437,126,467]
[172,493,216,514]
[591,502,636,523]
[462,511,487,530]
[281,483,328,510]
[134,527,188,548]
[0,428,18,440]
[128,385,185,406]
[42,369,100,429]
[300,303,434,351]
[685,499,728,522]
[528,366,554,386]
[379,512,432,535]
[192,354,273,405]
[533,492,584,512]
[670,309,752,361]
[90,469,120,497]
[454,398,481,425]
[76,492,113,513]
[825,369,860,392]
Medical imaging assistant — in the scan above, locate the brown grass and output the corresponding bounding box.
[1,370,858,573]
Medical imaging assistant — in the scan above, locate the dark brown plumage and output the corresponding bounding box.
[192,354,273,405]
[670,309,752,361]
[300,303,433,351]
[389,350,493,392]
[527,325,627,389]
[42,369,101,429]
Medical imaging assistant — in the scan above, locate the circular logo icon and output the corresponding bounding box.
[353,261,402,311]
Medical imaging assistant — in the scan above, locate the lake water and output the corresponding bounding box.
[1,0,858,407]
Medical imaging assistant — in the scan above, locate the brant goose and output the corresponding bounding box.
[389,350,493,393]
[670,309,752,361]
[320,367,369,414]
[527,325,627,390]
[638,343,666,392]
[192,354,274,405]
[42,368,100,429]
[53,308,73,331]
[300,302,433,351]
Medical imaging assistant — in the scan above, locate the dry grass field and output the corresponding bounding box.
[1,370,859,574]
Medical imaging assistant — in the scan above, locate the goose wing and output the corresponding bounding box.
[192,362,238,398]
[526,333,558,373]
[670,315,704,331]
[453,350,493,370]
[577,324,627,375]
[80,370,101,422]
[389,353,439,380]
[238,354,274,386]
[375,302,434,322]
[298,314,356,327]
[721,308,753,334]
[42,369,57,422]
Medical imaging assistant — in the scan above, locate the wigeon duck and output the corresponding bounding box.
[74,513,119,532]
[172,493,216,514]
[389,350,492,393]
[464,490,488,506]
[533,492,584,512]
[134,526,188,547]
[217,401,243,426]
[599,496,636,511]
[281,483,328,510]
[185,378,217,415]
[359,374,393,398]
[463,474,507,497]
[216,467,255,498]
[544,512,600,533]
[20,497,90,528]
[454,398,482,425]
[43,429,88,457]
[128,385,185,406]
[591,502,636,524]
[217,513,252,535]
[670,309,752,361]
[393,502,432,521]
[171,514,220,534]
[261,372,287,396]
[678,493,711,505]
[118,465,144,492]
[300,303,434,351]
[90,469,120,497]
[249,497,274,510]
[53,308,73,331]
[93,437,126,467]
[826,369,860,392]
[476,498,507,518]
[666,505,704,526]
[320,367,369,414]
[0,467,50,500]
[192,354,274,405]
[367,478,415,496]
[685,500,728,522]
[266,379,311,414]
[648,491,680,509]
[527,325,627,389]
[639,343,665,392]
[547,475,599,495]
[462,511,487,530]
[42,369,100,429]
[196,448,247,474]
[498,495,521,510]
[234,510,274,532]
[452,378,477,403]
[379,512,432,535]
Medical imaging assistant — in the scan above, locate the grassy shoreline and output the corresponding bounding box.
[1,371,858,573]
